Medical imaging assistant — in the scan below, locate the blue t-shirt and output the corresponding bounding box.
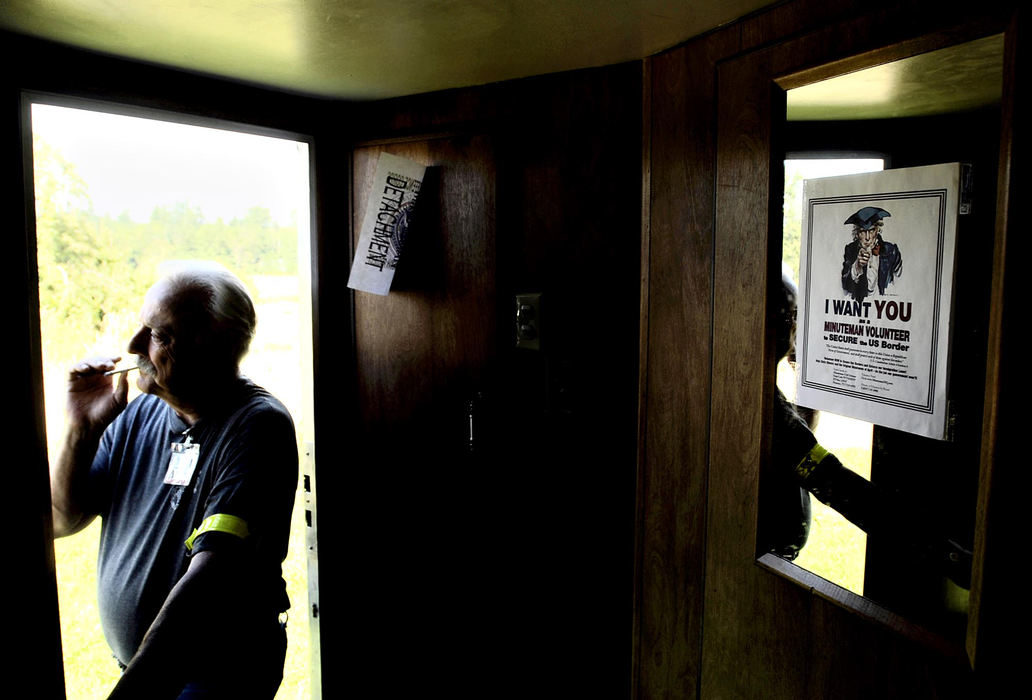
[87,378,297,665]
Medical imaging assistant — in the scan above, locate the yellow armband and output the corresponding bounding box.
[793,443,829,482]
[184,513,250,551]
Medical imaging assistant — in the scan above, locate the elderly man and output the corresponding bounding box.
[841,206,903,301]
[50,262,297,699]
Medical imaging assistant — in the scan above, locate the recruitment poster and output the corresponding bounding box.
[794,163,964,440]
[348,152,426,295]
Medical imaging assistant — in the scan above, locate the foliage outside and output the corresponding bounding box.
[35,133,311,699]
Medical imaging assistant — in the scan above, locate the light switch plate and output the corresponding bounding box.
[515,293,542,350]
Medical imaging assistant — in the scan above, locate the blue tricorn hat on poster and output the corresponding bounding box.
[844,206,891,230]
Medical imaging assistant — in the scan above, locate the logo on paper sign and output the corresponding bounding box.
[386,194,416,270]
[364,173,421,273]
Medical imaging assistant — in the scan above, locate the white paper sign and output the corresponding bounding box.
[348,152,426,295]
[795,163,963,440]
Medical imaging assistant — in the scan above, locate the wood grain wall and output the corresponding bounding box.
[637,1,1022,698]
[343,64,642,697]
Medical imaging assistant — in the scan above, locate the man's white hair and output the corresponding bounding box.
[158,260,256,366]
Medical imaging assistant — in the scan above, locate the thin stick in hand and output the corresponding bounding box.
[103,366,140,377]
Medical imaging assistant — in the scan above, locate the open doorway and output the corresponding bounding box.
[30,100,316,699]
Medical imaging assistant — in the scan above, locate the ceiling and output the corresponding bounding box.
[0,0,776,100]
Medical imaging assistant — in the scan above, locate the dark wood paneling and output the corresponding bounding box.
[345,64,642,697]
[641,1,1022,699]
[708,46,814,700]
[702,2,1011,698]
[494,65,642,699]
[344,134,499,695]
[352,136,496,437]
[635,29,738,700]
[968,7,1030,692]
[738,0,867,50]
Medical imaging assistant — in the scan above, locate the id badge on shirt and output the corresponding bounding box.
[165,438,200,486]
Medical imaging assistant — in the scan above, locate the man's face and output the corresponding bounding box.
[127,280,210,405]
[858,226,878,250]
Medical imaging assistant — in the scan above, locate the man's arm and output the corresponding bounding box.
[51,356,128,537]
[106,550,236,700]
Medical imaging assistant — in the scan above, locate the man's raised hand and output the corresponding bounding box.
[67,356,129,433]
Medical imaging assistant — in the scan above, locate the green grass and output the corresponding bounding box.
[54,524,120,698]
